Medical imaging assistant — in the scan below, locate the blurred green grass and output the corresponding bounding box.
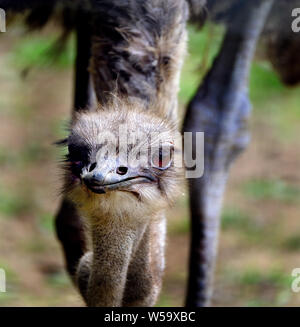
[281,235,300,252]
[229,268,293,307]
[242,179,300,203]
[0,187,33,217]
[179,24,224,103]
[11,34,75,71]
[221,207,262,237]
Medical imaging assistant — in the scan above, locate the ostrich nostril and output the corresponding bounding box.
[116,166,128,175]
[89,162,97,172]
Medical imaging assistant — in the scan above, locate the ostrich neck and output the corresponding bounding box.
[89,209,150,257]
[84,208,154,307]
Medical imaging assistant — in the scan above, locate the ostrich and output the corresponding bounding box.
[2,0,298,307]
[61,102,182,306]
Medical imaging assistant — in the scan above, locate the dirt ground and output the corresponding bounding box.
[1,28,300,307]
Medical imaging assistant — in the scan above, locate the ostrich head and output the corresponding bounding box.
[60,101,182,221]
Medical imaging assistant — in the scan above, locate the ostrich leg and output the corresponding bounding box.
[183,0,274,307]
[55,17,92,278]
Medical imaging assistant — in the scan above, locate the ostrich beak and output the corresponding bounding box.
[82,164,156,194]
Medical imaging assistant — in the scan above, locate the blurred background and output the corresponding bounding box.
[0,22,300,306]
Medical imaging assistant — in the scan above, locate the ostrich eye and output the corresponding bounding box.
[72,161,83,168]
[151,143,173,170]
